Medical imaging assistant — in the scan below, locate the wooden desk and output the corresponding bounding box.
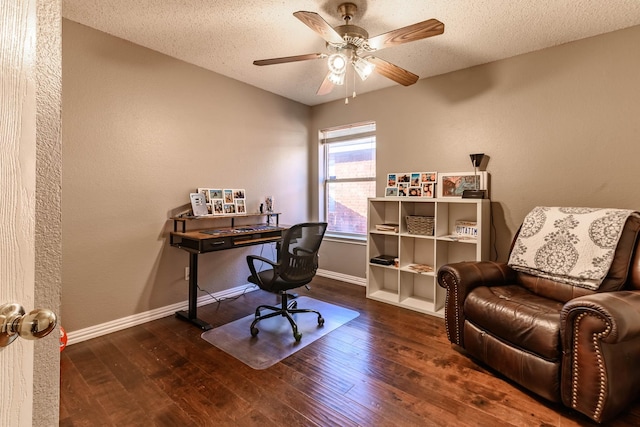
[170,213,286,330]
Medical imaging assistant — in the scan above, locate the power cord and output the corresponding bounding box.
[196,241,278,303]
[196,283,258,304]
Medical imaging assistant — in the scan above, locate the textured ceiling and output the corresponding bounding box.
[62,0,640,106]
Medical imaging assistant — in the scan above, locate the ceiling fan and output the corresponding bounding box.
[253,3,444,96]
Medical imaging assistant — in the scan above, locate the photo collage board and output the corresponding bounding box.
[386,172,437,198]
[197,188,246,215]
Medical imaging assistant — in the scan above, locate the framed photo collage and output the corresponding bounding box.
[197,188,246,215]
[386,172,436,198]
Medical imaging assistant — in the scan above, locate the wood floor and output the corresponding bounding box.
[60,277,640,426]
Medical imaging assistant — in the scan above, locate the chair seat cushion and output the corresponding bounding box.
[464,285,564,361]
[247,269,312,293]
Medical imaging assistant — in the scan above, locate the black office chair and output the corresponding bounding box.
[246,222,328,341]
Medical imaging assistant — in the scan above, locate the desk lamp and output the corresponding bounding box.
[462,153,486,199]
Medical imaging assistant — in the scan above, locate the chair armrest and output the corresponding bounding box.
[246,255,278,287]
[560,291,640,423]
[437,261,516,346]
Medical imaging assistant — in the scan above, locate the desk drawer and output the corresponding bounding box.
[201,237,232,252]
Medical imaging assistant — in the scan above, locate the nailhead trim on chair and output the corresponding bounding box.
[571,312,609,422]
[441,273,460,344]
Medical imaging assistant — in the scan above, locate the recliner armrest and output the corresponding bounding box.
[560,291,640,423]
[437,261,516,346]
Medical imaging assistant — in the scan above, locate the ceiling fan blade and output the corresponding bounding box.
[293,11,345,45]
[316,72,335,96]
[253,53,327,66]
[367,19,444,51]
[367,57,419,86]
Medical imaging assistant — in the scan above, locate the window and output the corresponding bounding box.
[320,122,376,238]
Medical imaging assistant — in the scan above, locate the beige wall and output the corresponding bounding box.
[313,25,640,272]
[62,20,310,331]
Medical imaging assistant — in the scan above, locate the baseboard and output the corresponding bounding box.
[66,271,363,346]
[66,284,258,346]
[316,269,366,286]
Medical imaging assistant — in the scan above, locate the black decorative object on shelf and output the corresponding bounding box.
[462,153,486,199]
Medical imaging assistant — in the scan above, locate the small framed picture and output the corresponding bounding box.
[387,173,397,187]
[385,186,399,197]
[437,172,487,198]
[408,187,422,197]
[397,182,409,197]
[208,189,223,200]
[212,199,224,215]
[265,196,274,212]
[233,189,245,199]
[420,172,437,183]
[223,203,236,214]
[223,189,234,204]
[397,173,411,184]
[235,199,246,214]
[197,188,210,202]
[410,173,421,186]
[421,182,435,198]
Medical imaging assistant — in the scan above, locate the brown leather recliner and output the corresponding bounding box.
[437,214,640,423]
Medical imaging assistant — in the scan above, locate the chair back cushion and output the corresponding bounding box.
[278,222,327,284]
[513,215,640,303]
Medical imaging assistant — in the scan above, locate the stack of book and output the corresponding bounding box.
[407,263,434,273]
[375,223,399,232]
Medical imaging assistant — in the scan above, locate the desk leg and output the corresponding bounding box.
[175,252,213,331]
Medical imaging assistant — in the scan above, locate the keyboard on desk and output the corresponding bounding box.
[200,225,280,236]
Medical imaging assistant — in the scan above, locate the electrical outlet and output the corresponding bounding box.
[184,267,189,281]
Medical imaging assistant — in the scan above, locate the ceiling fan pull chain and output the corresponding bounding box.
[345,68,349,104]
[352,68,357,99]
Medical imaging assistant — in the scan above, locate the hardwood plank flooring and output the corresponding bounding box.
[60,277,640,426]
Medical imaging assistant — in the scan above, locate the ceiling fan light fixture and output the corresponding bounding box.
[353,56,375,81]
[327,71,346,85]
[327,53,348,75]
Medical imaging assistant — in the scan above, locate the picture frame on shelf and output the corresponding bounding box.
[235,199,246,214]
[208,189,223,200]
[265,196,274,212]
[421,182,435,198]
[387,173,397,187]
[420,171,437,183]
[223,203,236,214]
[437,171,488,198]
[197,187,210,202]
[233,189,246,200]
[397,173,411,184]
[385,186,399,197]
[397,182,408,196]
[408,187,422,197]
[212,199,224,215]
[223,189,234,204]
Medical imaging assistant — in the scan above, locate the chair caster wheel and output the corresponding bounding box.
[250,327,259,337]
[293,332,302,341]
[318,316,325,326]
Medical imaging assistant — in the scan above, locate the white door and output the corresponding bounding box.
[1,0,38,424]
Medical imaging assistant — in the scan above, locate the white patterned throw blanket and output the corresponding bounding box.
[508,207,639,290]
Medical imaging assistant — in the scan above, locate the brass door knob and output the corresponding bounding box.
[0,303,57,347]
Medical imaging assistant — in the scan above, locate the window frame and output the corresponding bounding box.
[319,121,376,240]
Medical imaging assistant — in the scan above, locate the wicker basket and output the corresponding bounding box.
[406,216,435,236]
